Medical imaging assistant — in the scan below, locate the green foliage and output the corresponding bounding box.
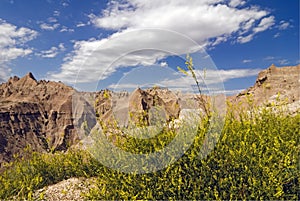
[85,108,299,200]
[0,106,299,200]
[0,149,101,200]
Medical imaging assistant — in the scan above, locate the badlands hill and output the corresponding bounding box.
[0,64,299,165]
[0,73,78,164]
[232,64,300,113]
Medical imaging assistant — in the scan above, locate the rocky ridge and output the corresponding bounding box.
[233,64,300,113]
[0,64,299,165]
[0,73,78,164]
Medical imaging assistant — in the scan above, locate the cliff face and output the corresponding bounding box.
[233,64,300,113]
[0,73,78,164]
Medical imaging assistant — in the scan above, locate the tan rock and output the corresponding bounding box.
[0,73,79,164]
[233,64,300,113]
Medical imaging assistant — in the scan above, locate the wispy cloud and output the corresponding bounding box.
[264,56,292,66]
[76,22,87,28]
[108,68,262,93]
[273,33,280,38]
[253,16,275,33]
[36,43,66,58]
[278,20,291,30]
[40,23,60,31]
[60,26,74,32]
[278,59,289,65]
[53,11,60,16]
[61,0,69,7]
[47,17,57,23]
[229,0,246,7]
[62,2,69,7]
[0,18,37,82]
[238,16,275,43]
[242,59,252,63]
[49,0,274,83]
[165,68,262,85]
[264,56,275,61]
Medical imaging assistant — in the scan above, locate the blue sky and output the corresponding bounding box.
[0,0,298,94]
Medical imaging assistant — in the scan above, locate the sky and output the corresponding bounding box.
[0,0,299,94]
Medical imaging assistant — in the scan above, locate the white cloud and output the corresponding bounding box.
[160,61,168,67]
[237,34,254,43]
[47,17,57,23]
[49,0,274,84]
[61,0,69,7]
[277,20,292,30]
[108,68,261,93]
[278,59,289,65]
[49,29,206,83]
[60,26,74,32]
[53,11,60,16]
[229,0,246,7]
[0,19,37,82]
[76,23,86,27]
[242,59,252,63]
[161,68,262,86]
[264,56,275,61]
[58,43,66,51]
[0,66,12,83]
[91,0,268,39]
[263,56,290,66]
[238,16,274,43]
[253,16,275,33]
[273,33,280,38]
[206,68,261,82]
[36,43,66,58]
[40,23,60,31]
[37,47,58,58]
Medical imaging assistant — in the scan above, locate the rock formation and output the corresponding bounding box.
[0,73,78,164]
[94,87,181,127]
[128,87,180,125]
[233,64,300,113]
[0,64,299,164]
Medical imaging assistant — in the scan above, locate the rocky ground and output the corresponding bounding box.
[13,177,97,201]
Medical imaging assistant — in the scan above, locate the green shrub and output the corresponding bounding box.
[0,149,101,200]
[85,108,299,200]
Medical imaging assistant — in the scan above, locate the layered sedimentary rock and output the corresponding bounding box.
[94,87,181,127]
[0,73,77,164]
[128,87,180,125]
[233,64,300,113]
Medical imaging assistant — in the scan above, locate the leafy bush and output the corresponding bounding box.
[84,107,299,200]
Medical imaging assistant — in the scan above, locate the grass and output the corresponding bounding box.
[0,102,299,200]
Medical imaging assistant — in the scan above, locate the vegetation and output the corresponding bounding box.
[0,149,101,200]
[0,104,299,200]
[0,56,298,200]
